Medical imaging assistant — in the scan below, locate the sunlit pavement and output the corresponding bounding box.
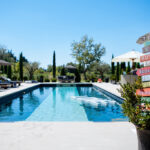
[0,122,137,150]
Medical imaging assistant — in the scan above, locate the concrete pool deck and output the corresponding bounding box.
[0,122,137,150]
[0,83,40,98]
[93,83,121,98]
[0,82,137,150]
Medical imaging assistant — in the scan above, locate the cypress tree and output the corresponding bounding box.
[137,62,141,68]
[52,51,56,78]
[4,66,7,74]
[111,54,115,74]
[19,52,23,81]
[126,62,131,74]
[7,65,12,79]
[116,62,120,82]
[121,62,126,74]
[75,69,81,82]
[60,66,66,76]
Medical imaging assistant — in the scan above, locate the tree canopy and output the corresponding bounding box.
[71,35,105,79]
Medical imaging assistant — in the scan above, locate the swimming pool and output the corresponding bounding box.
[0,85,127,122]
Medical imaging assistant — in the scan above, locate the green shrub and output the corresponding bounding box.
[51,78,57,82]
[44,78,50,82]
[110,74,116,81]
[12,75,17,81]
[119,78,150,130]
[23,76,28,81]
[85,79,90,82]
[37,75,44,82]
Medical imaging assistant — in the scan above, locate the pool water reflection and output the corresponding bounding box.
[0,86,127,122]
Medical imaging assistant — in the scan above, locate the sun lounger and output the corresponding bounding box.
[0,77,22,87]
[0,83,11,89]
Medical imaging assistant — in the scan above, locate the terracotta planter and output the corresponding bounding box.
[136,127,150,150]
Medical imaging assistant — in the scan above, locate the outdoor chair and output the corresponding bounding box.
[0,77,21,88]
[57,76,75,83]
[0,82,11,89]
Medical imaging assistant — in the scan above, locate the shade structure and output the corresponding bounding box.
[0,60,11,66]
[112,50,143,63]
[65,65,77,73]
[65,65,76,69]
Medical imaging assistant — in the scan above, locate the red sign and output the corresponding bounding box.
[136,88,150,96]
[143,45,150,53]
[136,67,150,76]
[140,54,150,62]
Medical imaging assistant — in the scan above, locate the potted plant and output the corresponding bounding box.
[119,78,150,150]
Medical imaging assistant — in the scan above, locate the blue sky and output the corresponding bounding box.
[0,0,150,68]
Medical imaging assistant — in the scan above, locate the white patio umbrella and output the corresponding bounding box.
[112,50,143,63]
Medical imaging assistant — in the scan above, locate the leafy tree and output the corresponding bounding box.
[111,54,115,74]
[71,35,105,80]
[53,51,56,78]
[19,52,23,81]
[57,66,63,73]
[93,62,110,80]
[0,47,17,62]
[66,62,77,67]
[25,62,39,80]
[78,63,83,73]
[47,65,53,72]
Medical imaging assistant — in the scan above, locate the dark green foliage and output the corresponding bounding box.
[132,62,136,69]
[74,69,81,82]
[44,78,50,82]
[78,63,83,73]
[60,66,66,76]
[52,51,56,78]
[47,65,52,72]
[4,66,7,74]
[111,54,115,74]
[137,62,141,68]
[116,62,120,81]
[12,75,17,80]
[1,66,4,73]
[51,78,57,82]
[19,52,23,81]
[71,35,105,80]
[39,75,44,82]
[7,66,12,79]
[126,62,131,74]
[0,48,17,63]
[23,76,28,81]
[119,78,150,130]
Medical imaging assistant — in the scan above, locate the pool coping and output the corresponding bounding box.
[0,82,124,103]
[92,84,124,103]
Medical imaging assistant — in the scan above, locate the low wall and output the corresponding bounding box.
[120,75,138,84]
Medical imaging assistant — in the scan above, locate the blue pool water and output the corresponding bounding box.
[0,86,127,122]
